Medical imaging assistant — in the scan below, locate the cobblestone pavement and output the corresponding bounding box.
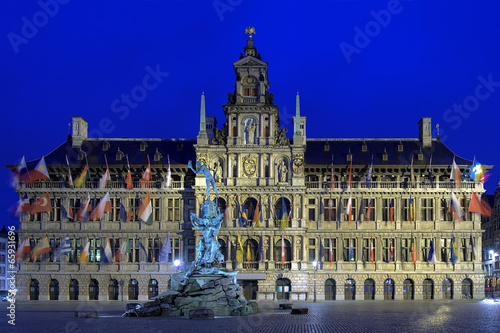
[1,298,500,333]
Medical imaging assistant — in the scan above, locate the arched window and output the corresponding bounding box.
[89,279,99,300]
[275,197,291,227]
[243,238,259,269]
[442,279,453,299]
[49,279,59,301]
[423,279,434,300]
[276,278,291,300]
[364,279,375,300]
[384,279,394,300]
[403,279,414,300]
[462,278,473,298]
[243,198,258,223]
[264,126,269,138]
[232,126,237,137]
[217,198,227,219]
[30,279,39,301]
[344,279,355,300]
[148,279,158,299]
[128,279,139,300]
[275,238,292,269]
[108,279,119,301]
[325,279,336,301]
[69,279,79,301]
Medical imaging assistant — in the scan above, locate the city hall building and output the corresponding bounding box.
[11,36,486,302]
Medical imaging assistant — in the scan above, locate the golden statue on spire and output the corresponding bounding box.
[245,27,256,39]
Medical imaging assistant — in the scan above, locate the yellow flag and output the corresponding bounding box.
[236,235,243,264]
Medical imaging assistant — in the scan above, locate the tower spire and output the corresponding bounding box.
[295,91,301,135]
[197,91,208,144]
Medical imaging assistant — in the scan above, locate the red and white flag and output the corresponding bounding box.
[65,155,73,188]
[99,156,110,189]
[125,155,133,190]
[281,234,285,265]
[15,237,31,262]
[91,192,112,221]
[139,155,152,188]
[346,194,352,223]
[370,236,375,264]
[30,192,52,214]
[450,157,461,188]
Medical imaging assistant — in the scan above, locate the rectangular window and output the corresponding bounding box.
[381,238,394,262]
[401,198,415,222]
[440,199,453,221]
[69,237,81,263]
[128,238,141,263]
[361,238,374,262]
[401,238,411,262]
[324,198,337,221]
[363,198,375,222]
[48,237,60,262]
[308,208,316,221]
[343,198,357,222]
[89,238,101,262]
[460,238,469,262]
[148,237,161,262]
[153,198,160,221]
[50,198,61,221]
[440,238,450,262]
[166,198,180,221]
[460,198,472,221]
[343,238,356,261]
[323,238,336,262]
[420,198,433,221]
[381,198,394,222]
[308,249,316,262]
[244,88,250,96]
[420,238,431,262]
[111,197,120,221]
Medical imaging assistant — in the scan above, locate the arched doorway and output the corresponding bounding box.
[442,279,453,299]
[69,279,79,301]
[108,279,119,300]
[364,279,375,300]
[325,279,336,300]
[345,279,355,300]
[30,279,39,300]
[276,278,291,300]
[128,279,139,300]
[462,278,473,298]
[384,279,394,300]
[89,279,99,300]
[403,279,414,300]
[243,239,258,269]
[148,279,158,299]
[423,279,434,300]
[275,238,292,269]
[241,280,258,300]
[49,279,59,300]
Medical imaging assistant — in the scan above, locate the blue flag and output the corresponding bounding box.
[366,157,373,188]
[428,239,437,264]
[120,202,127,222]
[257,235,264,263]
[159,233,172,263]
[450,235,458,265]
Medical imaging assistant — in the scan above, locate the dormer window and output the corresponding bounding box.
[116,148,124,161]
[140,141,148,151]
[177,143,183,151]
[362,142,367,152]
[154,148,162,162]
[78,151,85,161]
[398,142,404,152]
[418,150,424,161]
[102,141,110,151]
[324,144,330,152]
[347,154,352,162]
[382,148,388,161]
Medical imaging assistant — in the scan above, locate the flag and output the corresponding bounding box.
[223,203,230,227]
[410,236,416,266]
[468,192,492,217]
[76,195,91,222]
[26,156,50,183]
[469,234,475,261]
[257,235,264,263]
[246,242,252,265]
[138,192,153,225]
[410,155,414,184]
[159,233,172,263]
[330,167,336,190]
[16,194,31,216]
[449,191,465,221]
[79,241,90,263]
[450,235,458,265]
[348,158,353,189]
[236,235,243,265]
[99,156,110,189]
[389,199,394,223]
[470,158,485,182]
[346,194,352,223]
[53,234,71,261]
[281,234,285,265]
[138,241,148,262]
[12,156,28,186]
[366,197,372,222]
[31,234,51,261]
[74,166,88,188]
[450,157,461,187]
[68,204,74,221]
[253,202,261,227]
[15,237,31,262]
[125,155,133,190]
[165,155,172,188]
[91,192,112,221]
[30,192,52,214]
[428,155,434,186]
[428,239,437,264]
[65,155,73,188]
[287,203,294,222]
[280,197,287,228]
[104,237,113,263]
[349,238,354,261]
[329,238,333,266]
[139,155,152,188]
[240,204,248,227]
[114,236,130,262]
[366,156,373,188]
[409,194,414,222]
[370,236,374,264]
[259,207,263,227]
[389,239,394,262]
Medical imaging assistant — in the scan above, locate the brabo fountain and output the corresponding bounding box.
[123,161,258,317]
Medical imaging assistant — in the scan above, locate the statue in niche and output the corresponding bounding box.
[214,160,223,182]
[278,159,288,183]
[213,128,227,145]
[247,120,256,144]
[276,128,289,145]
[188,160,219,199]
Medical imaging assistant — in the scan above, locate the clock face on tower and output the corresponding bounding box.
[243,154,257,177]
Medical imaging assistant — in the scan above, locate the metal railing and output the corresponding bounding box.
[305,181,481,190]
[18,180,192,190]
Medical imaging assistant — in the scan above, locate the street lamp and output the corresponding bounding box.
[312,260,318,302]
[174,259,181,272]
